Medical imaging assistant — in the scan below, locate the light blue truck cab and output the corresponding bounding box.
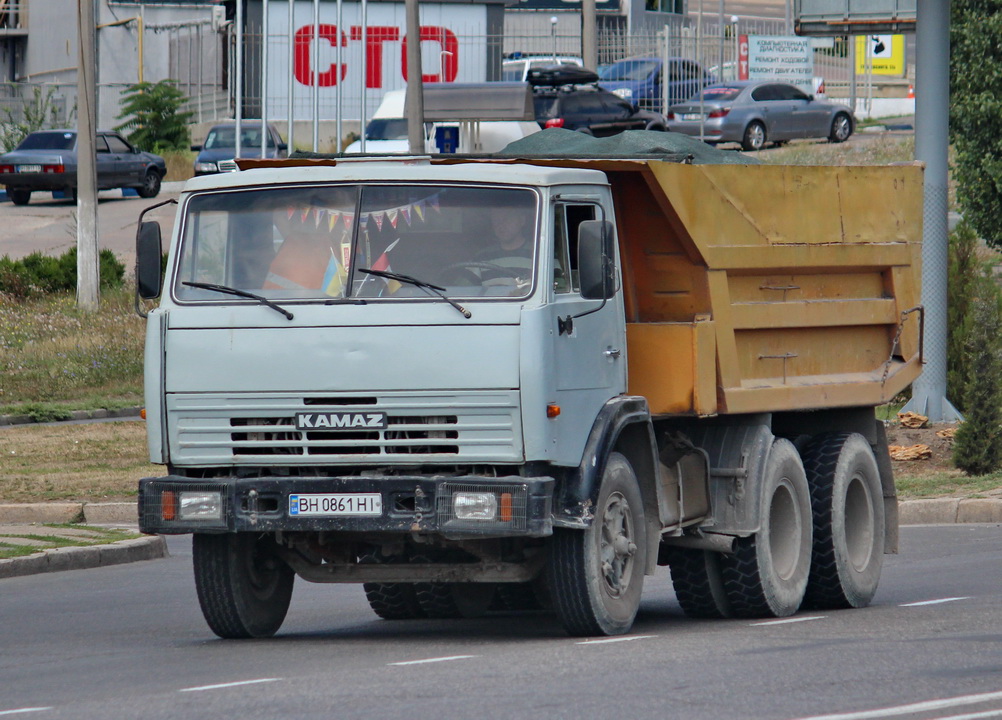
[137,159,648,637]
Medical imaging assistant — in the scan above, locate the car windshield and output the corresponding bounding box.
[502,62,525,81]
[690,86,743,102]
[364,118,409,141]
[174,184,538,303]
[17,131,76,150]
[599,59,659,82]
[204,127,274,149]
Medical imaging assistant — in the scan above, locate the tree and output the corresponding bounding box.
[114,80,193,153]
[0,86,64,152]
[950,1,1002,247]
[952,291,1002,475]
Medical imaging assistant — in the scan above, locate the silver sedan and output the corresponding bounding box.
[667,81,855,151]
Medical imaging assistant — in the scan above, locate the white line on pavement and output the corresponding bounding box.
[389,655,479,666]
[0,710,52,717]
[900,597,972,607]
[576,635,657,645]
[179,678,282,693]
[789,689,1002,720]
[751,616,825,626]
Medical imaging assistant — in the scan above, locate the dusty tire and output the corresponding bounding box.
[721,439,811,617]
[663,546,732,619]
[137,169,162,198]
[741,121,767,151]
[547,452,647,636]
[801,432,884,609]
[363,582,426,620]
[192,533,294,639]
[828,113,852,143]
[414,582,496,618]
[8,188,30,206]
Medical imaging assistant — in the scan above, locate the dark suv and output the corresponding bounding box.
[529,66,668,137]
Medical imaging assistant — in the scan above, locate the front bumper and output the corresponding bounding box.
[139,474,554,538]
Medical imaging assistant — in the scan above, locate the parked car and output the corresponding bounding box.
[502,55,583,82]
[666,80,855,151]
[598,56,714,112]
[0,129,165,206]
[192,123,287,175]
[530,65,669,136]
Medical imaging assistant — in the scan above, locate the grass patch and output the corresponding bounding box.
[0,525,141,560]
[0,286,145,415]
[162,149,195,182]
[0,421,160,503]
[895,470,1002,499]
[756,134,915,166]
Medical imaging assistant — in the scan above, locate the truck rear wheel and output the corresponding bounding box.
[800,432,884,609]
[547,452,647,636]
[721,439,811,617]
[414,583,496,618]
[192,533,294,639]
[663,546,732,618]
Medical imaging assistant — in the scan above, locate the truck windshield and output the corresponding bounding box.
[173,184,538,303]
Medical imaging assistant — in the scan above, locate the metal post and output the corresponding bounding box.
[359,0,367,153]
[197,23,203,124]
[287,0,295,154]
[581,0,596,71]
[550,16,557,61]
[261,0,269,156]
[312,0,319,151]
[336,0,343,152]
[76,0,99,311]
[904,0,961,422]
[405,0,423,154]
[235,0,243,159]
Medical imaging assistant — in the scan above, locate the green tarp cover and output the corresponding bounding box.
[498,128,760,165]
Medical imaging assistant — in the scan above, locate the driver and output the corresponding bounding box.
[475,197,534,282]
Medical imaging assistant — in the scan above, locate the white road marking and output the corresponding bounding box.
[576,635,656,645]
[179,678,282,693]
[0,710,52,717]
[931,710,1002,720]
[751,616,825,626]
[388,655,479,666]
[900,596,972,607]
[790,689,1002,720]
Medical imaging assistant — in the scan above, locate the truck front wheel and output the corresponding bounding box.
[192,533,295,639]
[721,439,811,617]
[548,452,647,636]
[800,432,884,608]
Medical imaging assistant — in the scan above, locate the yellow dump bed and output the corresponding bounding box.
[499,157,923,417]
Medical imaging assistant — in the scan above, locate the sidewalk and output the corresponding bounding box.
[1,497,999,581]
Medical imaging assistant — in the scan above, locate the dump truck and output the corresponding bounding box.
[135,133,923,638]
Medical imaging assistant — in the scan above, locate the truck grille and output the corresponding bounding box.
[167,392,522,464]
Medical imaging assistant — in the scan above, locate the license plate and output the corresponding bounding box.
[681,113,703,121]
[289,493,382,517]
[16,164,41,173]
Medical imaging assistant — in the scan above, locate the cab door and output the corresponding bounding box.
[546,199,627,466]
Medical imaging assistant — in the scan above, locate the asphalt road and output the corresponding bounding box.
[0,184,182,269]
[1,524,1000,720]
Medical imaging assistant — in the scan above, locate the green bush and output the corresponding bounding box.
[114,80,193,154]
[0,248,124,299]
[952,292,1002,475]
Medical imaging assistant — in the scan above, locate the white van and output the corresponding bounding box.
[344,88,539,155]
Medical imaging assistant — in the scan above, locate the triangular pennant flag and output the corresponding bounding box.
[401,206,412,226]
[300,206,310,223]
[387,208,398,228]
[413,202,424,222]
[328,211,340,232]
[314,207,323,228]
[286,206,296,220]
[373,212,384,231]
[428,195,440,213]
[344,213,354,231]
[360,214,369,230]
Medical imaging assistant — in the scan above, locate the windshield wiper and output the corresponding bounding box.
[182,281,294,320]
[358,268,472,319]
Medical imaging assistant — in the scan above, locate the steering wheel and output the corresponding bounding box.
[438,260,513,285]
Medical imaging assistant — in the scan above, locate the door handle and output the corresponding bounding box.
[604,348,622,359]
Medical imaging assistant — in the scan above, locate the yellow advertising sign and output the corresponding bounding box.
[855,34,906,75]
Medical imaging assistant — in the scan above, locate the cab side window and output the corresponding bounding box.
[553,202,597,295]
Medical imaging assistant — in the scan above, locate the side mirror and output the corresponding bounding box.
[136,221,163,300]
[578,219,615,300]
[278,142,288,152]
[190,144,202,152]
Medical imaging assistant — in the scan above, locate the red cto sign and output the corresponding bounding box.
[293,25,459,87]
[738,34,749,80]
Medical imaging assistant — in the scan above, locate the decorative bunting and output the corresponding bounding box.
[413,202,424,222]
[373,212,385,231]
[401,206,411,226]
[387,208,399,228]
[328,211,340,231]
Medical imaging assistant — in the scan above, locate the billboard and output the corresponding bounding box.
[738,36,815,94]
[263,1,489,121]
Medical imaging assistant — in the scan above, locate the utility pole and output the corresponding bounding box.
[76,0,99,311]
[582,0,597,71]
[404,0,424,154]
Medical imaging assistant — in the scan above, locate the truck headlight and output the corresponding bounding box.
[179,491,223,521]
[453,492,498,521]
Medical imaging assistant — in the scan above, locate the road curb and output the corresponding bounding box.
[0,407,142,427]
[0,502,139,524]
[0,535,168,580]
